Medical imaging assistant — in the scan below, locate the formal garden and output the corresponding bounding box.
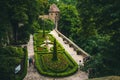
[34,31,78,77]
[1,0,120,79]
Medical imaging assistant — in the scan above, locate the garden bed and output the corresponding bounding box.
[34,32,78,77]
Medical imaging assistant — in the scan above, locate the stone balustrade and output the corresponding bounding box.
[55,29,90,58]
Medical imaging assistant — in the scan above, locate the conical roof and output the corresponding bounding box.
[49,4,60,13]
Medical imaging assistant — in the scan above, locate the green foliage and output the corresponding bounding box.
[30,21,40,34]
[0,46,24,58]
[57,0,120,78]
[52,39,58,61]
[38,19,54,38]
[79,35,110,55]
[39,19,54,31]
[0,0,46,45]
[42,25,45,38]
[37,0,49,14]
[42,54,68,72]
[48,0,58,4]
[15,47,28,80]
[59,0,77,5]
[44,19,54,30]
[34,32,78,77]
[58,3,80,37]
[75,0,120,78]
[35,53,78,77]
[0,46,27,80]
[88,76,120,80]
[83,54,107,78]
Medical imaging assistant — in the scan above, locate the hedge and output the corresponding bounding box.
[34,32,78,77]
[15,47,28,80]
[35,53,78,77]
[0,46,28,80]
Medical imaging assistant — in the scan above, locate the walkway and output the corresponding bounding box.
[24,35,42,80]
[27,35,34,58]
[24,34,88,80]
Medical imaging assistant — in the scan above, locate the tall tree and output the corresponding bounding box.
[0,0,40,45]
[52,39,58,61]
[58,3,80,37]
[76,0,120,78]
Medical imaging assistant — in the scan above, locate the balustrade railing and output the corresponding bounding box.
[55,29,90,58]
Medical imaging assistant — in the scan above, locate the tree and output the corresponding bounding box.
[0,0,12,46]
[52,39,58,61]
[0,0,40,45]
[58,3,80,37]
[37,0,49,14]
[76,0,120,77]
[44,19,54,30]
[59,0,76,5]
[48,0,58,4]
[42,20,45,38]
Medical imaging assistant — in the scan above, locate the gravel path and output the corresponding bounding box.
[23,33,88,80]
[23,35,43,80]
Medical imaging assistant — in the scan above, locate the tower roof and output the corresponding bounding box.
[49,4,60,13]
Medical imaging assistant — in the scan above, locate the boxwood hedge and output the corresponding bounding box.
[34,32,78,77]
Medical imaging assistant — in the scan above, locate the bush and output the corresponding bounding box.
[15,47,28,80]
[0,46,27,80]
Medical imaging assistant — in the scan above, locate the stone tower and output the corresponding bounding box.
[49,4,60,24]
[39,4,60,29]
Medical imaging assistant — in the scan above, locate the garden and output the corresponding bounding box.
[34,32,78,77]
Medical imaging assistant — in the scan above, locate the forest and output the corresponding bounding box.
[0,0,120,79]
[0,0,49,79]
[58,0,120,78]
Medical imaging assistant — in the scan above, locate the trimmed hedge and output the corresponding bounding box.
[35,53,78,77]
[15,47,28,80]
[0,46,28,80]
[34,32,78,77]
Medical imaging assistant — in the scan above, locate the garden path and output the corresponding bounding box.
[24,34,43,80]
[24,34,88,80]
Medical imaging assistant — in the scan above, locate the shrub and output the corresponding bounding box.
[15,47,28,80]
[0,46,27,80]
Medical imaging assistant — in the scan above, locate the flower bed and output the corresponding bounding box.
[42,54,68,73]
